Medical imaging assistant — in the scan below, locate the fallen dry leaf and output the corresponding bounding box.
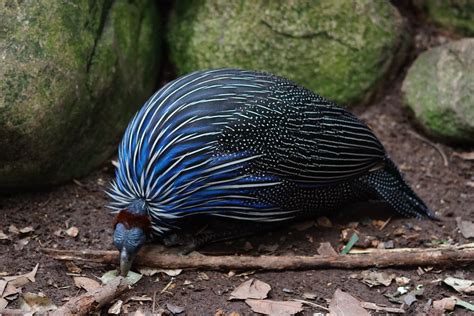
[65,226,79,237]
[291,220,315,231]
[108,299,123,314]
[0,297,8,310]
[361,302,405,314]
[403,293,417,306]
[18,226,34,235]
[2,283,20,300]
[328,289,369,316]
[100,270,142,285]
[198,272,209,280]
[73,277,100,292]
[3,263,39,284]
[395,276,411,286]
[138,268,182,277]
[0,231,10,243]
[130,308,146,316]
[317,216,333,228]
[8,225,19,235]
[302,292,317,300]
[393,227,406,236]
[0,280,7,297]
[6,276,30,288]
[243,241,254,251]
[443,277,474,294]
[456,217,474,239]
[229,278,271,300]
[245,299,303,315]
[19,292,57,313]
[371,218,391,231]
[356,270,395,287]
[317,242,338,256]
[258,243,279,253]
[14,237,31,251]
[167,302,185,314]
[65,261,81,274]
[433,297,456,311]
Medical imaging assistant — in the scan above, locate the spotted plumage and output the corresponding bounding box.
[109,69,433,274]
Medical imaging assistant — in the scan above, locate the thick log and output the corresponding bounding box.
[51,277,130,316]
[43,243,474,271]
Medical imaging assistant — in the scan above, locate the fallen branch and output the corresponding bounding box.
[51,277,130,316]
[408,130,449,167]
[43,243,474,271]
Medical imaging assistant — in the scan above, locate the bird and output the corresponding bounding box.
[108,68,434,276]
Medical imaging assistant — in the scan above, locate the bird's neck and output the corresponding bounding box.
[127,199,147,214]
[113,199,151,231]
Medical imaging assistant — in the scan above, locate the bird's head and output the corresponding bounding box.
[113,210,151,276]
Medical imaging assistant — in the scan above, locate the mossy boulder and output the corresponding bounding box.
[402,39,474,145]
[0,0,161,190]
[168,0,409,106]
[414,0,474,36]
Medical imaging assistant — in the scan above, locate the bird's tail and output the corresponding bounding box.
[361,158,436,219]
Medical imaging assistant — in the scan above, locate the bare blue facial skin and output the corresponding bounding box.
[113,223,146,276]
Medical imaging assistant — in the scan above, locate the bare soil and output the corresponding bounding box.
[1,3,473,315]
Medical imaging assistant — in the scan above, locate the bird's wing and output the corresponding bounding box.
[218,72,387,186]
[272,102,386,185]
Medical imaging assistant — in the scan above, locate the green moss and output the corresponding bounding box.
[168,0,408,106]
[415,0,474,36]
[402,39,474,145]
[0,0,162,190]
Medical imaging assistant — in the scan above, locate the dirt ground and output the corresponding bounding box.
[1,3,473,315]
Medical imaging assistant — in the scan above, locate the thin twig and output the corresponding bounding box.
[379,217,391,231]
[291,299,329,311]
[152,290,157,314]
[408,130,449,167]
[160,278,174,295]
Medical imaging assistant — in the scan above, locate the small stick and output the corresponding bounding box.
[378,216,391,231]
[50,277,130,316]
[291,299,329,312]
[152,290,157,314]
[408,130,449,167]
[43,243,474,271]
[160,278,174,295]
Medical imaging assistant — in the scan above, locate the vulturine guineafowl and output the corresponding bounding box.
[108,69,434,275]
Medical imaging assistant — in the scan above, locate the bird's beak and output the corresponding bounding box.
[119,248,134,276]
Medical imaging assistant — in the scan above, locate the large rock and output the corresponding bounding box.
[402,39,474,145]
[0,0,161,190]
[414,0,474,36]
[168,0,409,106]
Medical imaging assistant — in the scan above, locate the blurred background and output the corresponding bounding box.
[1,0,472,191]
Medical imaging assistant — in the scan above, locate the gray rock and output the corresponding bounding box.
[402,39,474,145]
[168,0,409,106]
[0,0,161,190]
